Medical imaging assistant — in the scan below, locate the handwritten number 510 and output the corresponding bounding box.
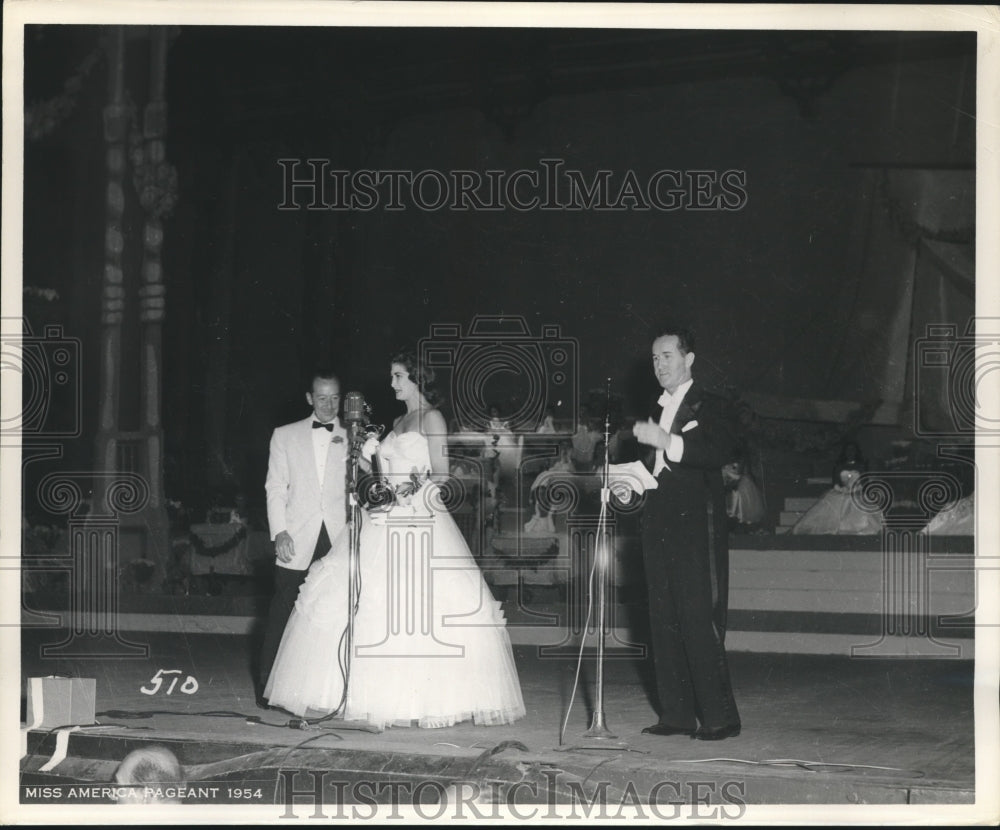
[140,669,199,696]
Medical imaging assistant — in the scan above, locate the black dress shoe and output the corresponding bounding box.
[691,723,741,741]
[642,723,696,737]
[255,693,272,710]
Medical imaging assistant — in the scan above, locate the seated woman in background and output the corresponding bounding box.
[920,491,974,535]
[791,466,882,535]
[487,404,510,434]
[525,442,574,534]
[831,440,868,487]
[722,457,766,531]
[536,406,557,434]
[570,416,601,472]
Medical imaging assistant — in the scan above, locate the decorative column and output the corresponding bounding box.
[92,26,127,494]
[851,471,965,658]
[37,472,149,658]
[129,27,176,576]
[532,476,644,658]
[549,515,639,657]
[355,512,463,659]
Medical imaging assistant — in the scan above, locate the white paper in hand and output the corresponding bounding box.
[608,460,659,503]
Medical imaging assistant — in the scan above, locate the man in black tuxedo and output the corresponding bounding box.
[632,327,741,740]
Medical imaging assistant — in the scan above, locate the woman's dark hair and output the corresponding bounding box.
[832,440,868,486]
[390,350,443,407]
[836,440,866,464]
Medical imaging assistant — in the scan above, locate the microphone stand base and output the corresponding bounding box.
[582,712,618,740]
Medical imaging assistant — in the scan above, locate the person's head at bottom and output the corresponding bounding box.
[113,745,185,804]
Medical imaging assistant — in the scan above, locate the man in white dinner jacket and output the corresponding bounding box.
[258,370,347,705]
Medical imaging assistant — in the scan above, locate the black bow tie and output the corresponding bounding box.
[312,421,334,432]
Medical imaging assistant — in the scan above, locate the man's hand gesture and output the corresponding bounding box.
[633,418,671,451]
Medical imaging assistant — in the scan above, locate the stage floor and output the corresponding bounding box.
[18,628,976,813]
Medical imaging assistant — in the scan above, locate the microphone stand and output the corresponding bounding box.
[293,416,381,733]
[309,418,382,733]
[345,423,362,698]
[582,378,619,742]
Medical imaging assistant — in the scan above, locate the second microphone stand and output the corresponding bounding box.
[345,425,363,695]
[582,380,620,742]
[310,418,381,733]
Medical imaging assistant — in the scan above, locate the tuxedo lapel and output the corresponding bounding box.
[641,393,659,473]
[321,420,347,488]
[650,400,664,424]
[297,418,320,488]
[642,382,701,473]
[671,384,702,433]
[643,394,670,473]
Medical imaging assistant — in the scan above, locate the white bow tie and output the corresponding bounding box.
[657,390,672,408]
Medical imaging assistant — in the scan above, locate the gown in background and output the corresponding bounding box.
[791,472,883,535]
[264,431,526,729]
[920,492,974,535]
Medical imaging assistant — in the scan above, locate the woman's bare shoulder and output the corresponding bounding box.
[421,408,448,436]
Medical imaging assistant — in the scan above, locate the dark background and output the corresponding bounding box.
[20,25,976,521]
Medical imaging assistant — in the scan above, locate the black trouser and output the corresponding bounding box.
[258,523,330,692]
[640,489,739,730]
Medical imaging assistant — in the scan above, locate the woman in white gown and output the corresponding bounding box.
[790,468,882,535]
[264,352,526,729]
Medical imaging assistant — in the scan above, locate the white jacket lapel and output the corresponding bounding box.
[297,417,321,489]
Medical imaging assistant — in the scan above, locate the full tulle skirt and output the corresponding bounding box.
[264,488,526,729]
[790,486,883,535]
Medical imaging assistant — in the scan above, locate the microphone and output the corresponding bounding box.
[343,392,391,508]
[344,392,366,424]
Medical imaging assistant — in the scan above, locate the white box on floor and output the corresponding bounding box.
[24,676,96,729]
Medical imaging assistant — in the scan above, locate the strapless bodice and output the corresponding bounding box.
[378,431,432,480]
